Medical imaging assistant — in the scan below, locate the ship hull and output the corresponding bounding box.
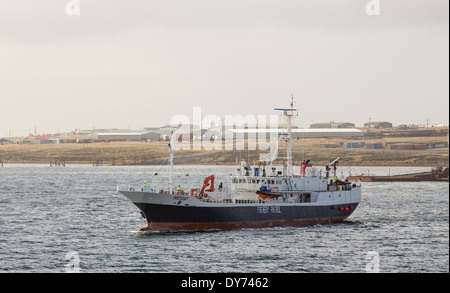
[120,191,359,231]
[135,204,357,231]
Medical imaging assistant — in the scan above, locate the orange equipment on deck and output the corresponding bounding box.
[199,175,215,196]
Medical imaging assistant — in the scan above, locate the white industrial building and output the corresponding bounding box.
[91,127,364,142]
[226,128,364,139]
[91,131,161,141]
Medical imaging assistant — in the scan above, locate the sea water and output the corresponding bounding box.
[0,164,448,273]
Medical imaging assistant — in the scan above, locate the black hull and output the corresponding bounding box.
[134,202,359,231]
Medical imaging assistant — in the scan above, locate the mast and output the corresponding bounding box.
[274,96,297,177]
[168,131,174,194]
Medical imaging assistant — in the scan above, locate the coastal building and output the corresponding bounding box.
[364,121,393,129]
[91,131,160,141]
[0,138,11,145]
[309,122,356,129]
[34,135,61,144]
[227,128,364,139]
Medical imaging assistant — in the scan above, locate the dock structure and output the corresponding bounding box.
[50,160,66,167]
[347,167,449,182]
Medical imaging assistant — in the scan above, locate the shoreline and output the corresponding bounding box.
[1,138,448,168]
[0,162,444,170]
[0,159,447,168]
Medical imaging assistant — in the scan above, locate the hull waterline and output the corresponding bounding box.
[120,191,359,232]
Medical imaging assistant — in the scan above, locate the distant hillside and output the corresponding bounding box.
[0,135,448,167]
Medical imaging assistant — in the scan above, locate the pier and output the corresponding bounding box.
[50,160,66,167]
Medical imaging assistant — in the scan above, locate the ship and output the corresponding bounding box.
[347,167,449,182]
[118,100,362,231]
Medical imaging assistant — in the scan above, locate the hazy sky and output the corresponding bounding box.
[0,0,448,137]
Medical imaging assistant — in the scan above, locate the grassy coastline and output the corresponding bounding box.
[1,136,448,167]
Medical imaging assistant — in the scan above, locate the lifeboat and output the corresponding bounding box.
[256,186,282,199]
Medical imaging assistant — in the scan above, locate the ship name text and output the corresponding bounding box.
[173,196,189,201]
[257,206,281,214]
